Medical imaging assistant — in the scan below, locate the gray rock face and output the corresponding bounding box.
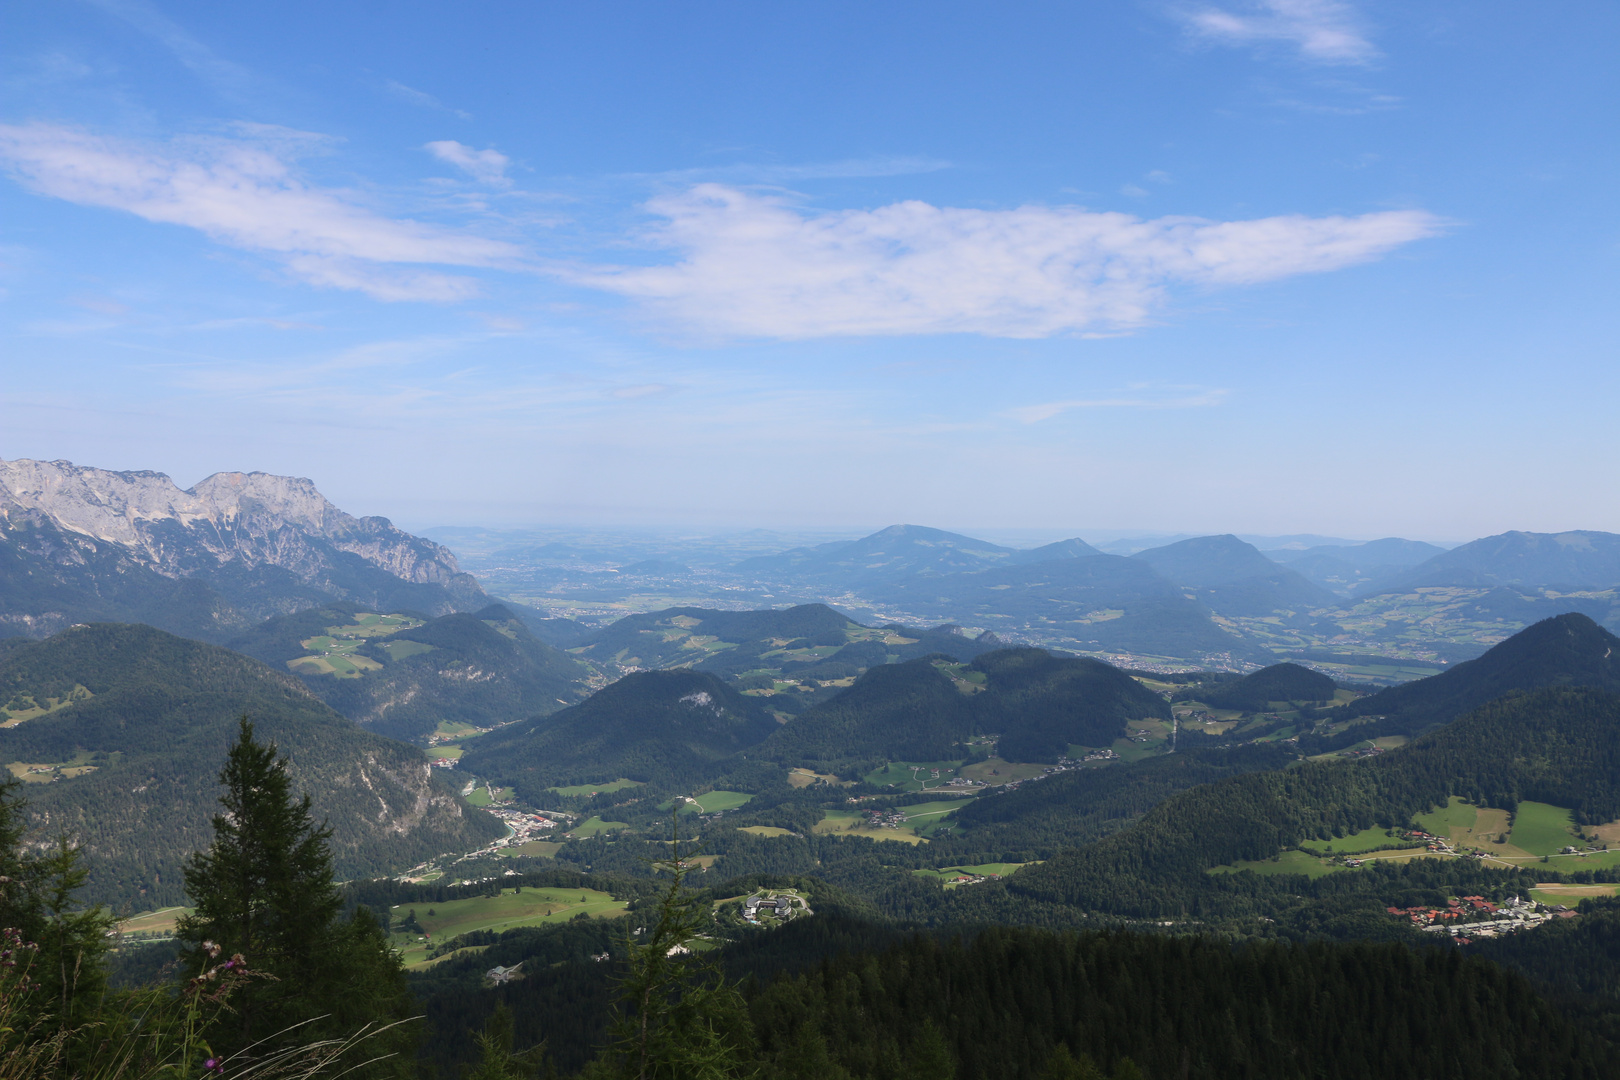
[0,457,486,638]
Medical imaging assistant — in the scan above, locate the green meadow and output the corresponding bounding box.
[393,886,625,967]
[548,778,645,797]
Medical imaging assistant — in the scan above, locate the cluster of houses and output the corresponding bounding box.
[1389,894,1578,940]
[863,807,912,829]
[1079,748,1119,763]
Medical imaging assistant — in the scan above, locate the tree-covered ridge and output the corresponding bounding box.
[751,647,1171,773]
[233,603,597,741]
[1341,611,1620,732]
[0,623,502,908]
[1007,686,1620,918]
[460,668,780,795]
[1190,661,1336,711]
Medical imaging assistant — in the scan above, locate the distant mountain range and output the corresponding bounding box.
[0,457,486,642]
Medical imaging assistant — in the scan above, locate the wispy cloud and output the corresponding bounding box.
[568,184,1441,339]
[385,79,473,120]
[1006,386,1230,424]
[425,140,511,185]
[0,122,522,301]
[85,0,258,94]
[1175,0,1377,65]
[633,155,953,186]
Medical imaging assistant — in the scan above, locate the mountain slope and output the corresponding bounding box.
[1341,612,1620,731]
[1390,530,1620,591]
[755,648,1172,771]
[0,623,502,908]
[1275,537,1446,595]
[1131,535,1335,616]
[229,603,595,741]
[971,647,1172,761]
[0,457,485,641]
[734,524,1017,585]
[1006,685,1620,918]
[458,669,779,795]
[1196,662,1336,712]
[863,555,1260,661]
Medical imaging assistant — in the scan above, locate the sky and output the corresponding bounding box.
[1,1,1615,541]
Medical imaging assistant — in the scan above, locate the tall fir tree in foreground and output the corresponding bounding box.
[177,717,416,1073]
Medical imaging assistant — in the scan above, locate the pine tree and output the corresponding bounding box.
[177,718,416,1069]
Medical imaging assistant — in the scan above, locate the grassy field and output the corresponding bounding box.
[465,785,513,807]
[812,810,927,845]
[913,862,1030,885]
[1509,801,1579,856]
[1529,883,1620,906]
[429,744,464,760]
[0,683,92,727]
[960,758,1050,785]
[897,799,975,838]
[569,816,631,837]
[392,887,625,967]
[548,779,644,797]
[861,760,968,792]
[284,613,423,679]
[376,639,436,662]
[1208,850,1340,879]
[680,790,754,815]
[116,906,193,939]
[786,767,840,788]
[1301,825,1414,855]
[1415,797,1489,843]
[499,840,564,858]
[738,826,796,838]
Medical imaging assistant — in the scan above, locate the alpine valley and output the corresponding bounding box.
[9,458,1620,1076]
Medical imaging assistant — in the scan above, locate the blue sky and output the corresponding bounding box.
[1,1,1615,540]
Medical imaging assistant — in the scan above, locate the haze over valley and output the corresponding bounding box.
[4,2,1617,1076]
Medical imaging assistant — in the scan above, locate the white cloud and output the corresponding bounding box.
[0,123,522,301]
[1006,387,1231,424]
[385,80,473,120]
[1178,0,1377,65]
[569,184,1441,339]
[425,140,511,185]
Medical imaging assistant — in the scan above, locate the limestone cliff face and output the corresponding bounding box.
[0,458,486,635]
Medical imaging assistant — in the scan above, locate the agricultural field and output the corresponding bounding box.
[812,809,927,845]
[1208,850,1342,879]
[898,799,976,838]
[786,767,840,788]
[499,840,564,859]
[115,906,193,942]
[1529,883,1620,906]
[569,816,631,838]
[6,751,102,783]
[548,778,644,797]
[959,758,1050,785]
[862,760,969,792]
[1,683,92,726]
[679,790,753,815]
[913,862,1030,886]
[284,612,423,678]
[1508,801,1580,857]
[391,886,626,967]
[1301,826,1420,855]
[738,826,796,838]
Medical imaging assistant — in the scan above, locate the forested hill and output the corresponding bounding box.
[1342,612,1620,731]
[754,647,1171,772]
[1005,686,1620,918]
[1192,661,1336,711]
[0,623,502,908]
[230,603,594,741]
[459,668,779,796]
